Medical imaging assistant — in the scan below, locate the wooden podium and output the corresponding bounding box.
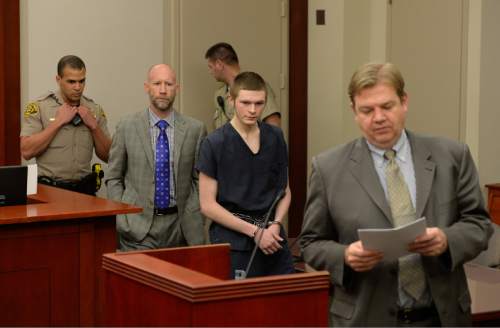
[486,183,500,225]
[0,184,141,326]
[102,244,330,326]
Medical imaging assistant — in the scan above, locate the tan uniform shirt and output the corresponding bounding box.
[213,81,281,129]
[20,91,110,180]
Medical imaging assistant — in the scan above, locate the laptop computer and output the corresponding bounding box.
[0,165,28,206]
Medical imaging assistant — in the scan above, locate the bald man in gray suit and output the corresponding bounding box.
[300,63,492,327]
[107,64,206,251]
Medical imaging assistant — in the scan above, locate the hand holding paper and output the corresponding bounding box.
[357,217,427,261]
[344,240,384,272]
[409,227,448,256]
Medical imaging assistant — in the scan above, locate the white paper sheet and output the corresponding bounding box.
[27,164,38,195]
[358,217,427,261]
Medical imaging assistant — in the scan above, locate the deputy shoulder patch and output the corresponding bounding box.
[97,105,106,119]
[24,102,39,118]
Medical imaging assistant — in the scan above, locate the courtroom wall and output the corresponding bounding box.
[19,0,500,190]
[308,0,388,175]
[479,0,500,188]
[20,0,165,138]
[307,0,500,188]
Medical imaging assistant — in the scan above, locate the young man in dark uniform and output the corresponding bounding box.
[197,71,294,278]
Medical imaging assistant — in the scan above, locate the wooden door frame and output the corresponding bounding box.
[0,0,20,165]
[288,0,308,237]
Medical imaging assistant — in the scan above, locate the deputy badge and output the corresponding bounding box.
[24,102,39,118]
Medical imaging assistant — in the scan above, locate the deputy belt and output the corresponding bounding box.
[39,176,79,189]
[154,206,178,216]
[397,305,439,323]
[38,175,96,195]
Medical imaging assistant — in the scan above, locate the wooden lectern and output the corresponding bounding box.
[102,244,330,326]
[486,183,500,225]
[0,185,141,326]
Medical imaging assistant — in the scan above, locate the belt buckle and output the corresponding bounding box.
[155,207,177,216]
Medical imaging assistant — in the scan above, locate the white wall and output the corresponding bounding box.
[20,0,165,196]
[307,0,500,187]
[173,0,288,136]
[478,0,500,187]
[308,0,387,174]
[308,0,344,165]
[21,0,165,133]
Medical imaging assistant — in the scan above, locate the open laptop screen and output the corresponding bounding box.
[0,165,27,206]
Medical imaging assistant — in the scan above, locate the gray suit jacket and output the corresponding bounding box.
[299,131,493,327]
[106,109,207,245]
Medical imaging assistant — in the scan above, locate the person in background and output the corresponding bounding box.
[205,42,281,129]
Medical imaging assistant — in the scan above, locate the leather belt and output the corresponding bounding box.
[397,305,438,323]
[39,176,79,189]
[38,175,98,196]
[154,206,178,216]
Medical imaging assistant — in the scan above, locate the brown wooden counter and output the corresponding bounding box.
[0,184,141,326]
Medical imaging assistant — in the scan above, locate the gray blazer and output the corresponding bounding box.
[299,131,493,327]
[106,109,207,245]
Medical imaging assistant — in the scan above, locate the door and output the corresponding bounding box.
[389,0,464,140]
[169,0,288,136]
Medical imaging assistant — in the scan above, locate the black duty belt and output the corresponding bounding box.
[39,176,78,188]
[154,206,178,216]
[38,175,97,196]
[397,305,439,323]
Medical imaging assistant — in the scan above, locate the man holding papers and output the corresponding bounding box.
[299,62,493,327]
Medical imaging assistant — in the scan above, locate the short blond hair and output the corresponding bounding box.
[348,62,406,105]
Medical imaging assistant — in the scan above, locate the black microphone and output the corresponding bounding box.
[238,189,286,279]
[71,113,82,126]
[217,95,226,114]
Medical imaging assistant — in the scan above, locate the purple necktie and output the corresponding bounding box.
[154,120,170,208]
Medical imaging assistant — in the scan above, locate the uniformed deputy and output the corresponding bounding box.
[20,55,111,195]
[205,42,281,129]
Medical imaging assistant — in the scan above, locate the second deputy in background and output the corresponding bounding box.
[205,42,281,129]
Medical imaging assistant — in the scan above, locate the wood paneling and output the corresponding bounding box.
[102,245,330,326]
[288,0,308,237]
[0,185,141,326]
[0,268,51,325]
[0,0,20,165]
